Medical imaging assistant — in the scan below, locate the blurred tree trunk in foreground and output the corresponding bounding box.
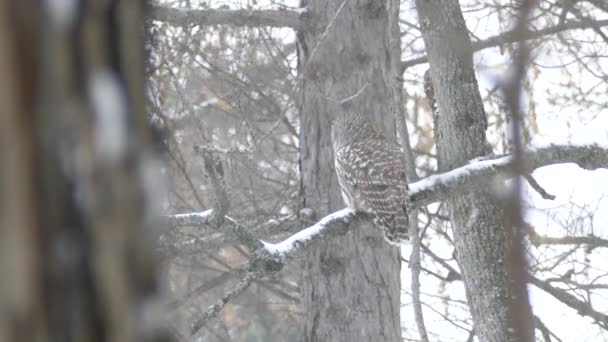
[416,1,534,341]
[0,1,167,342]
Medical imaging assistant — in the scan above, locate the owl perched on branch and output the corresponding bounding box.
[331,112,409,245]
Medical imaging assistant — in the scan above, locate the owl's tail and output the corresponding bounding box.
[376,212,409,246]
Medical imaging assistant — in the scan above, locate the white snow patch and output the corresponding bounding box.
[45,0,77,28]
[292,6,308,14]
[299,207,314,217]
[262,208,354,255]
[171,209,214,222]
[89,70,128,163]
[200,97,219,108]
[409,155,513,194]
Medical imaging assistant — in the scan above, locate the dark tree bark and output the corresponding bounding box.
[415,1,534,341]
[298,0,402,340]
[0,1,167,341]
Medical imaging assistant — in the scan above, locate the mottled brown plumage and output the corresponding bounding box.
[331,112,409,244]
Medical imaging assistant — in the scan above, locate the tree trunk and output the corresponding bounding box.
[415,1,534,341]
[298,0,402,340]
[0,1,167,341]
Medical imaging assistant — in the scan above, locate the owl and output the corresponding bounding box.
[331,112,409,245]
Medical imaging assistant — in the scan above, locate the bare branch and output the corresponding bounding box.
[190,269,261,335]
[167,210,263,251]
[529,275,608,330]
[149,5,308,30]
[401,19,608,71]
[526,223,608,249]
[523,174,556,200]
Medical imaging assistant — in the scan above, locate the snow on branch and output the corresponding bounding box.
[409,144,608,207]
[167,209,263,250]
[169,144,608,251]
[261,208,357,256]
[149,5,308,30]
[169,143,608,334]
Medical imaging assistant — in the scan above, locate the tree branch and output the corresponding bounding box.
[409,144,608,207]
[169,144,608,246]
[401,19,608,71]
[529,275,608,330]
[167,210,263,251]
[168,143,608,333]
[525,223,608,249]
[149,5,308,30]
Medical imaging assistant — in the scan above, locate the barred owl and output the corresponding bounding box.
[331,112,409,245]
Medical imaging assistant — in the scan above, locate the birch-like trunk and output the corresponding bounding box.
[415,1,534,341]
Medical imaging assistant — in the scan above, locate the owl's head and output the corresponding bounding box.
[331,112,381,151]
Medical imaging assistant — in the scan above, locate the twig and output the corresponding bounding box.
[400,19,608,71]
[317,82,370,105]
[303,0,350,70]
[410,214,431,342]
[524,173,556,200]
[190,269,262,335]
[528,275,608,330]
[149,5,308,30]
[525,223,608,249]
[167,210,263,251]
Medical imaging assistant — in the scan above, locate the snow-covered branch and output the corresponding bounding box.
[409,144,608,207]
[169,144,608,250]
[261,208,357,257]
[149,5,308,30]
[169,143,608,334]
[167,209,263,250]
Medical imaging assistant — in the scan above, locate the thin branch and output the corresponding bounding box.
[410,215,431,342]
[401,18,608,71]
[524,173,556,200]
[149,5,308,30]
[190,269,261,335]
[525,223,608,249]
[528,275,608,330]
[167,210,263,251]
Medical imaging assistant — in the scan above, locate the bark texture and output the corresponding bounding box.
[0,1,167,342]
[415,1,534,341]
[298,0,402,340]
